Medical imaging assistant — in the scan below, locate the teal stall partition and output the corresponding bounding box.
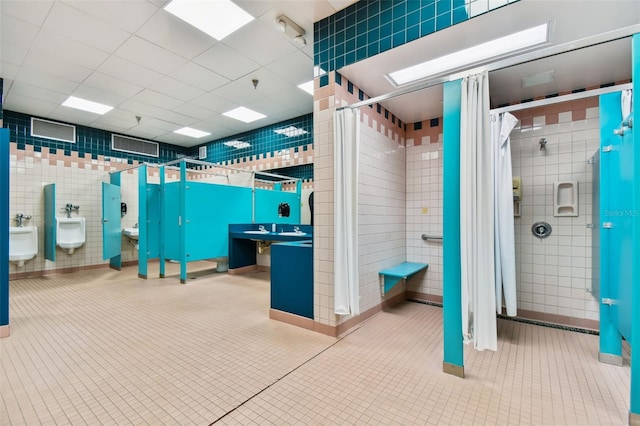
[254,188,301,224]
[442,79,464,378]
[162,182,181,262]
[137,166,162,279]
[44,183,56,261]
[102,178,122,269]
[0,128,9,335]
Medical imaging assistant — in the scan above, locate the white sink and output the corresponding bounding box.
[279,231,307,236]
[122,227,139,240]
[244,230,270,234]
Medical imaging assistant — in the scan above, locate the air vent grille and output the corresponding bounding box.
[112,135,159,157]
[198,146,207,160]
[31,118,76,143]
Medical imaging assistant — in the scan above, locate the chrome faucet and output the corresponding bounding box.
[258,225,267,232]
[294,226,300,233]
[15,213,32,227]
[64,203,80,218]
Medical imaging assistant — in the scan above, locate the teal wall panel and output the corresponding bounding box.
[44,183,56,261]
[184,182,253,261]
[163,182,182,261]
[0,128,9,328]
[255,189,301,224]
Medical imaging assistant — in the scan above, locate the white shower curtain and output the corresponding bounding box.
[334,108,360,316]
[460,71,497,351]
[492,112,519,317]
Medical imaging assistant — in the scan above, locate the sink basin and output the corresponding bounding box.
[279,231,307,236]
[244,230,270,234]
[122,227,139,240]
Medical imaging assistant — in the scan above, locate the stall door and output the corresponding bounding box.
[102,182,121,261]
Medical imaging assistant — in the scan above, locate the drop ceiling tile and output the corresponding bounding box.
[42,2,131,53]
[265,50,314,86]
[210,80,263,105]
[71,85,126,108]
[115,36,188,75]
[222,19,298,66]
[136,9,216,60]
[82,72,144,99]
[248,94,295,117]
[118,98,167,118]
[50,105,101,126]
[155,132,199,147]
[14,68,79,94]
[1,14,41,48]
[7,81,67,104]
[65,0,158,33]
[23,51,93,83]
[171,102,216,121]
[91,115,138,133]
[233,0,278,18]
[153,109,199,127]
[1,0,54,27]
[190,91,239,114]
[169,62,229,92]
[1,43,30,66]
[149,76,204,102]
[0,62,20,81]
[123,125,167,141]
[131,89,184,111]
[98,56,164,88]
[139,118,183,132]
[3,94,58,117]
[32,29,110,69]
[193,44,260,80]
[243,68,294,97]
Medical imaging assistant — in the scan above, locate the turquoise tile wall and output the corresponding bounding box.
[314,0,519,87]
[3,111,191,164]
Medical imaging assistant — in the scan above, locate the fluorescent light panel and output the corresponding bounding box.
[388,23,549,86]
[164,0,253,41]
[274,126,308,137]
[223,106,266,123]
[297,80,314,96]
[174,127,211,138]
[62,96,112,115]
[224,140,251,149]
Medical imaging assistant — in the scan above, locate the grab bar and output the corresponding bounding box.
[421,234,443,241]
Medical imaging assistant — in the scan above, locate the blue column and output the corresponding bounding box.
[442,79,464,377]
[597,92,623,365]
[138,165,148,279]
[630,32,640,423]
[179,161,187,284]
[0,128,10,337]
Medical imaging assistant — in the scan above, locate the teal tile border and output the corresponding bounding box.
[314,0,520,87]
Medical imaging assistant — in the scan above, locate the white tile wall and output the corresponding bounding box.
[510,107,600,321]
[405,142,444,297]
[357,123,406,312]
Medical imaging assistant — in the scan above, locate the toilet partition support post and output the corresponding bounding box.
[179,161,188,284]
[159,166,166,278]
[442,80,464,378]
[138,165,148,279]
[109,172,122,271]
[0,128,10,337]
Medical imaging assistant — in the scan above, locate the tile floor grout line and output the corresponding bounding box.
[208,320,370,425]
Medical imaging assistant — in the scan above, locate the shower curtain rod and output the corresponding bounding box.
[336,24,640,112]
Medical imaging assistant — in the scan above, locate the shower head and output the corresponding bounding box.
[539,138,547,151]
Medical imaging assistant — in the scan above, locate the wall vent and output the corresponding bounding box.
[31,117,76,143]
[111,135,159,157]
[198,146,207,160]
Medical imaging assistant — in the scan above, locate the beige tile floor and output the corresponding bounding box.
[0,263,631,425]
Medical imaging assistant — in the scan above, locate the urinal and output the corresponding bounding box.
[57,217,86,255]
[9,226,38,267]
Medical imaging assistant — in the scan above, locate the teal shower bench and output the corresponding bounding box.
[378,262,428,296]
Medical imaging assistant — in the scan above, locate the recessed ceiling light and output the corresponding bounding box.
[521,70,555,88]
[297,80,314,96]
[164,0,253,41]
[387,23,550,86]
[223,140,251,149]
[62,96,113,115]
[174,127,211,138]
[223,107,266,123]
[274,126,308,137]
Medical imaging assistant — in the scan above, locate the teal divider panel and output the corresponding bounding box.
[138,166,148,278]
[598,92,625,359]
[102,181,121,264]
[162,182,181,261]
[44,183,56,261]
[0,128,9,328]
[254,189,301,224]
[442,79,464,372]
[147,184,161,259]
[184,182,253,261]
[630,32,640,418]
[159,167,166,277]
